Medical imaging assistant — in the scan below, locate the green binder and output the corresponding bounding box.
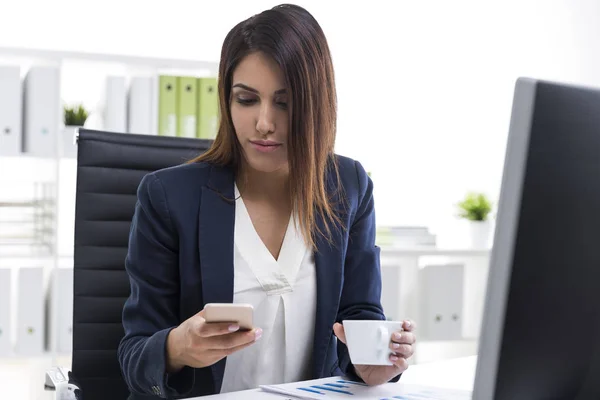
[158,75,177,136]
[177,76,197,138]
[196,77,219,139]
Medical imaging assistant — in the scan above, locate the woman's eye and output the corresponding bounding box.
[276,101,288,109]
[236,97,256,105]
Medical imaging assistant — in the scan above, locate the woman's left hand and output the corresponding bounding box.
[333,320,416,386]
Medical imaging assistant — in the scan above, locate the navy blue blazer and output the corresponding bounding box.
[117,155,393,399]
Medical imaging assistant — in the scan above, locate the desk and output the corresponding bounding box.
[195,356,477,399]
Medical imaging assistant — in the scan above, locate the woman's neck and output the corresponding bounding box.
[236,163,290,203]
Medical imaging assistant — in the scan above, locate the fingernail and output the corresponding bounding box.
[390,355,399,362]
[405,321,411,328]
[255,328,263,340]
[393,332,402,340]
[392,343,400,349]
[228,325,239,332]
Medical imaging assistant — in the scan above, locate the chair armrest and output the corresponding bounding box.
[45,366,82,400]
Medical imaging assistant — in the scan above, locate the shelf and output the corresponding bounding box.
[0,235,45,241]
[0,254,70,260]
[0,45,218,73]
[0,352,72,363]
[0,201,43,207]
[0,255,54,260]
[380,247,491,258]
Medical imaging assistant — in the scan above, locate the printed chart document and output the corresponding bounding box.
[260,377,471,400]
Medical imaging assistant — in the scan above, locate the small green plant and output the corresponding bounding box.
[457,192,493,221]
[64,104,89,126]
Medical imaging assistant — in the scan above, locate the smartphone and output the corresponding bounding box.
[204,303,254,331]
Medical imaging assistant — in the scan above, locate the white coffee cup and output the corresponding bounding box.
[342,320,404,365]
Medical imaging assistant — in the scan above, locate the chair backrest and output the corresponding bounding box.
[72,129,213,400]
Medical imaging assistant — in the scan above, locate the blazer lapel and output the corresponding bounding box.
[198,164,235,305]
[312,166,346,378]
[198,164,235,392]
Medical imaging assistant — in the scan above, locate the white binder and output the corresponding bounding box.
[0,66,22,157]
[56,268,74,353]
[0,268,11,355]
[60,126,78,158]
[380,265,401,321]
[419,264,464,341]
[15,267,44,355]
[103,76,127,132]
[128,76,155,135]
[150,75,159,135]
[22,66,60,157]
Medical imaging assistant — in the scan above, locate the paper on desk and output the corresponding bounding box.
[260,376,471,400]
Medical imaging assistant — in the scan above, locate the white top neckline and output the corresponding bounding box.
[233,185,307,294]
[220,183,317,393]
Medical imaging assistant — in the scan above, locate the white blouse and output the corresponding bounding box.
[220,184,317,393]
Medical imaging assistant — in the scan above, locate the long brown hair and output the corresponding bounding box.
[190,4,343,248]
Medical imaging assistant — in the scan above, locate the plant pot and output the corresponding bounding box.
[468,220,492,249]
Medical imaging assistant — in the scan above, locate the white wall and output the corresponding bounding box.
[1,0,600,249]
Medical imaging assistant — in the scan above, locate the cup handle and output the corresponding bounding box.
[378,326,390,363]
[379,326,388,344]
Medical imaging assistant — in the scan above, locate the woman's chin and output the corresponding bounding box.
[245,160,288,174]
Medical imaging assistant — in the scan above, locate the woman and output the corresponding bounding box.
[118,4,416,399]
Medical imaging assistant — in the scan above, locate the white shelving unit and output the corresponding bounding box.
[379,246,491,364]
[0,47,219,369]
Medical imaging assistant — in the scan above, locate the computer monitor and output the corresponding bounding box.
[473,78,600,399]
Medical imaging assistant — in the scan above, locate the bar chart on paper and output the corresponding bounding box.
[260,377,471,400]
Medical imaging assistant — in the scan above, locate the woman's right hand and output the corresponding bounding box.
[166,309,262,372]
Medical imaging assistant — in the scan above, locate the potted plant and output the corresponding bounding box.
[457,192,493,248]
[64,104,89,127]
[62,104,89,157]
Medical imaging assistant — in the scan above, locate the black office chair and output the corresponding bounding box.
[66,129,212,400]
